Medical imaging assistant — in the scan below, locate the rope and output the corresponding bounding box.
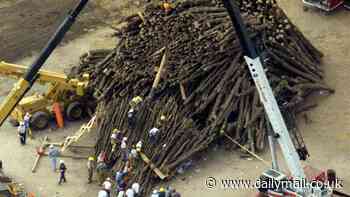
[223,133,270,167]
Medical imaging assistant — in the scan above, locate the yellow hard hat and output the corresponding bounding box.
[160,187,165,192]
[88,156,95,161]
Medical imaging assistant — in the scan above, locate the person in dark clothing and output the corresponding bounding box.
[158,187,166,197]
[127,108,137,129]
[58,160,67,185]
[18,122,26,145]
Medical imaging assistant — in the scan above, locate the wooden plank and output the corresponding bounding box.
[139,152,168,180]
[61,116,96,152]
[42,152,87,159]
[31,136,48,173]
[179,82,187,100]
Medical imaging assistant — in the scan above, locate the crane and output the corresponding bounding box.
[222,0,337,196]
[0,61,93,130]
[0,0,89,128]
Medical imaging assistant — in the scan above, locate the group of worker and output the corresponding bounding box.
[48,144,68,184]
[92,151,141,197]
[17,112,31,145]
[93,95,180,197]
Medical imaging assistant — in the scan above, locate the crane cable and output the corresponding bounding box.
[223,132,271,167]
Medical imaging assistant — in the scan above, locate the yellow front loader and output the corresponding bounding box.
[0,61,94,130]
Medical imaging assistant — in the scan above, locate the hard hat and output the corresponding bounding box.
[160,115,166,120]
[106,177,111,181]
[49,144,54,148]
[60,160,64,164]
[123,137,127,141]
[19,122,24,126]
[159,187,165,192]
[153,190,158,194]
[88,156,95,161]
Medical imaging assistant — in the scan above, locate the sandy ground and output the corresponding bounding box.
[0,0,349,197]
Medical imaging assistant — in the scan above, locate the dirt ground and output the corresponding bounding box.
[0,0,349,197]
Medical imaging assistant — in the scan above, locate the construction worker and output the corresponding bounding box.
[111,129,120,152]
[87,156,96,183]
[48,144,60,172]
[162,0,174,15]
[158,187,166,197]
[23,112,32,138]
[117,190,125,197]
[132,182,140,197]
[151,190,159,197]
[121,137,129,162]
[96,161,108,185]
[165,186,172,197]
[98,189,109,197]
[157,115,167,127]
[126,187,135,197]
[58,160,67,185]
[128,108,137,129]
[102,177,112,196]
[97,151,107,163]
[136,140,143,152]
[130,148,138,159]
[149,127,160,145]
[129,96,143,109]
[17,122,26,145]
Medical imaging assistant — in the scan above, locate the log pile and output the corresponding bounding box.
[69,0,334,195]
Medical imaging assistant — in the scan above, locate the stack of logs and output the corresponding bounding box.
[69,0,334,195]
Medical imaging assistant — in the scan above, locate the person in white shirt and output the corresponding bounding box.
[117,190,125,197]
[136,141,142,152]
[126,188,135,197]
[151,190,159,197]
[130,148,138,159]
[98,190,108,197]
[102,178,112,192]
[132,182,140,196]
[148,127,160,145]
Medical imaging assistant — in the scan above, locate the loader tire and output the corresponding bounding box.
[31,111,50,130]
[66,101,83,121]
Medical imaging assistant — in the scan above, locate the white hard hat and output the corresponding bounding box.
[49,144,54,148]
[123,137,127,141]
[60,160,64,164]
[106,177,111,181]
[153,190,158,194]
[19,122,24,126]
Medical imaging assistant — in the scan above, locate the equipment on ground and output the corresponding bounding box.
[32,136,48,173]
[0,0,90,129]
[222,0,343,196]
[0,61,93,130]
[302,0,345,13]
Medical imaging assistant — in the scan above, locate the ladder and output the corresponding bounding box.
[61,115,96,152]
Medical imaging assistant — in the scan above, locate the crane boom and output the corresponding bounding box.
[0,0,89,126]
[221,0,305,180]
[222,1,334,196]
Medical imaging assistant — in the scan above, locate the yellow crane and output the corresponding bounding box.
[0,61,93,130]
[0,0,90,130]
